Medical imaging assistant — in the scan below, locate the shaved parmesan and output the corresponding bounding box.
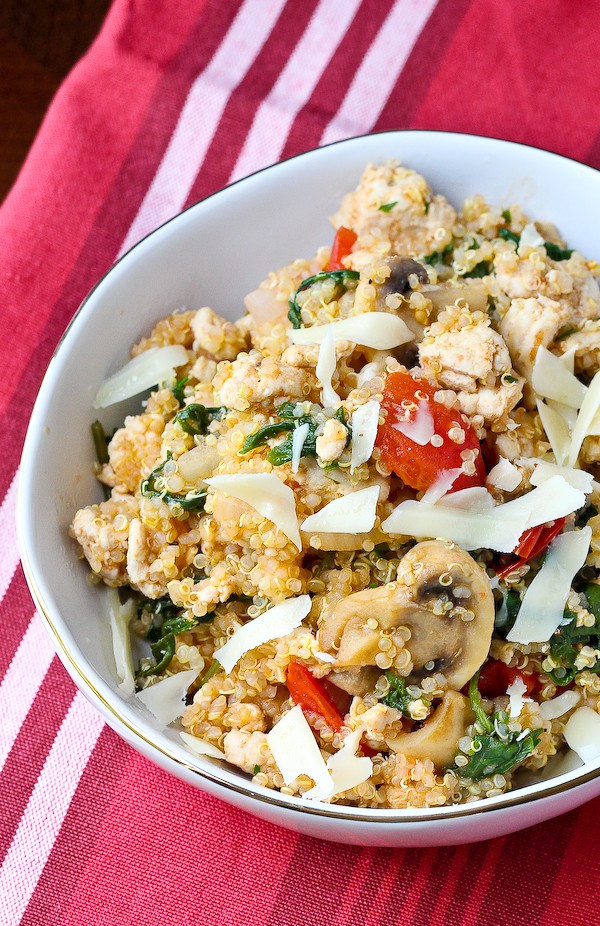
[136,668,201,726]
[507,527,591,644]
[214,595,311,674]
[350,400,380,474]
[547,398,578,432]
[564,706,600,763]
[357,362,381,387]
[301,486,379,534]
[313,650,336,663]
[536,399,571,465]
[107,589,135,696]
[305,728,372,800]
[532,346,587,408]
[382,476,585,553]
[267,704,333,795]
[539,689,581,721]
[421,468,462,505]
[486,457,522,492]
[180,731,226,760]
[506,677,532,718]
[531,460,593,493]
[518,222,544,251]
[568,370,600,465]
[94,345,189,408]
[291,422,310,474]
[289,313,413,350]
[206,473,301,550]
[437,486,495,511]
[561,346,577,375]
[392,399,434,446]
[316,324,340,408]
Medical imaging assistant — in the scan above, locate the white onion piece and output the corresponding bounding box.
[267,705,333,796]
[244,286,287,324]
[107,589,135,696]
[486,457,522,492]
[564,706,600,763]
[94,345,189,408]
[568,369,600,466]
[180,732,226,760]
[357,362,382,387]
[136,668,201,727]
[301,486,379,534]
[316,324,340,408]
[205,473,301,551]
[289,313,413,350]
[539,689,581,721]
[176,445,220,484]
[392,399,434,446]
[531,460,593,493]
[214,595,311,674]
[532,346,587,408]
[291,422,310,474]
[507,528,591,644]
[350,400,380,474]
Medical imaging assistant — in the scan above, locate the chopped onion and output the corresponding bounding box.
[136,668,201,727]
[180,731,226,760]
[539,689,581,721]
[350,400,380,474]
[289,313,413,350]
[486,457,522,492]
[107,589,135,696]
[564,706,600,763]
[301,485,380,534]
[244,286,287,324]
[94,345,189,408]
[205,473,301,551]
[176,445,220,484]
[214,595,311,674]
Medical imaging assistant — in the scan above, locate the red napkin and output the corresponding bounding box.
[2,0,600,922]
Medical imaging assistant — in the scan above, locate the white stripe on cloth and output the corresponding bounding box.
[0,471,20,602]
[229,0,362,182]
[0,692,104,923]
[118,0,288,255]
[320,0,439,145]
[0,613,55,774]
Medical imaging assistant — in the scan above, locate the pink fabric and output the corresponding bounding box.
[3,0,600,921]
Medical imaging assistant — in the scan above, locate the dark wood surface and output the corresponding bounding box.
[0,0,111,202]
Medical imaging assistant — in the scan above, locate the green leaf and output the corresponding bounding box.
[172,376,189,407]
[556,327,578,341]
[91,420,111,500]
[378,201,397,213]
[287,269,360,328]
[547,600,600,685]
[174,404,226,436]
[498,227,520,245]
[501,209,512,224]
[544,241,573,261]
[495,588,521,637]
[462,261,492,279]
[241,421,295,454]
[457,728,542,780]
[141,452,208,512]
[381,671,428,717]
[423,242,454,265]
[253,764,261,775]
[424,201,430,214]
[468,672,494,734]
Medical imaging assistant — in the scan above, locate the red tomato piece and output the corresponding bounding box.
[478,659,537,698]
[496,517,566,579]
[376,370,486,492]
[327,226,357,270]
[287,662,344,731]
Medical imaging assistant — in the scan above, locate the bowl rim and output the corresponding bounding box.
[18,128,600,824]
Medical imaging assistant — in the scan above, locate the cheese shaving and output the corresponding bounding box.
[205,473,302,551]
[564,706,600,763]
[305,728,372,801]
[316,324,340,408]
[301,486,379,534]
[106,589,135,696]
[568,370,600,466]
[214,595,311,674]
[136,668,201,726]
[537,398,571,465]
[531,459,594,493]
[94,344,188,408]
[506,677,532,718]
[486,457,522,492]
[291,422,310,474]
[420,468,462,505]
[547,398,578,432]
[350,400,380,474]
[518,222,545,251]
[180,731,227,760]
[532,346,587,408]
[436,486,494,511]
[392,399,435,446]
[289,312,413,350]
[507,527,591,644]
[267,705,333,795]
[539,689,581,721]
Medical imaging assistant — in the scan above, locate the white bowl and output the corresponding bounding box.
[18,131,600,847]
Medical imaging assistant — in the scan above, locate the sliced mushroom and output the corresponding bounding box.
[327,667,380,696]
[387,690,473,767]
[318,540,494,690]
[380,257,429,296]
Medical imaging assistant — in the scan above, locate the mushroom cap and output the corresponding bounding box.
[387,690,474,767]
[318,540,495,690]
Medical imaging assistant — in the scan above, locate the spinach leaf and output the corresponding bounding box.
[462,260,492,279]
[141,452,208,512]
[287,269,360,329]
[381,671,428,717]
[379,201,397,213]
[424,201,430,214]
[174,403,226,436]
[494,588,521,637]
[498,227,520,245]
[544,241,573,261]
[91,420,111,500]
[423,242,454,265]
[136,596,214,679]
[241,403,350,467]
[546,589,600,684]
[172,376,189,407]
[501,209,512,224]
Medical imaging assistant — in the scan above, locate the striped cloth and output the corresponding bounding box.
[2,0,600,921]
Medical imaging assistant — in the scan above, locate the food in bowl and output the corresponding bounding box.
[70,159,600,809]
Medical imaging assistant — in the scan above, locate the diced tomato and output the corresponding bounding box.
[496,517,566,579]
[478,659,537,698]
[327,226,357,270]
[287,662,344,732]
[375,370,486,492]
